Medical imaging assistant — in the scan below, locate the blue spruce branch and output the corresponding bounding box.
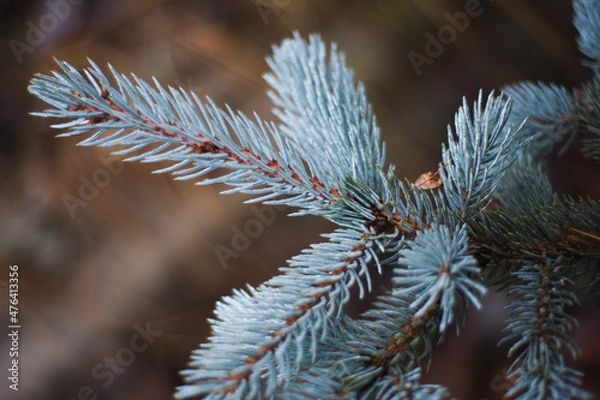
[321,224,485,398]
[502,82,574,159]
[439,92,524,215]
[29,59,344,217]
[28,1,600,397]
[574,0,600,73]
[500,263,591,399]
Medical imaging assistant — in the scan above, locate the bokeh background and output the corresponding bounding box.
[1,0,599,399]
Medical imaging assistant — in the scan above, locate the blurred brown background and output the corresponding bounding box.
[0,0,598,399]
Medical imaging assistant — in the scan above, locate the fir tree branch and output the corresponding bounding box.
[475,155,600,282]
[264,33,387,193]
[500,262,591,399]
[27,16,600,397]
[493,156,553,213]
[177,226,399,399]
[29,60,345,215]
[321,224,484,397]
[503,78,600,164]
[502,82,574,158]
[439,91,523,215]
[574,78,600,162]
[574,0,600,73]
[471,196,600,279]
[394,224,485,331]
[303,297,445,398]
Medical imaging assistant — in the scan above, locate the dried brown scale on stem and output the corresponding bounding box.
[410,161,449,192]
[366,207,396,235]
[366,205,422,239]
[191,141,218,154]
[413,171,443,190]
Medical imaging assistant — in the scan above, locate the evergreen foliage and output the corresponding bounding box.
[29,1,599,398]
